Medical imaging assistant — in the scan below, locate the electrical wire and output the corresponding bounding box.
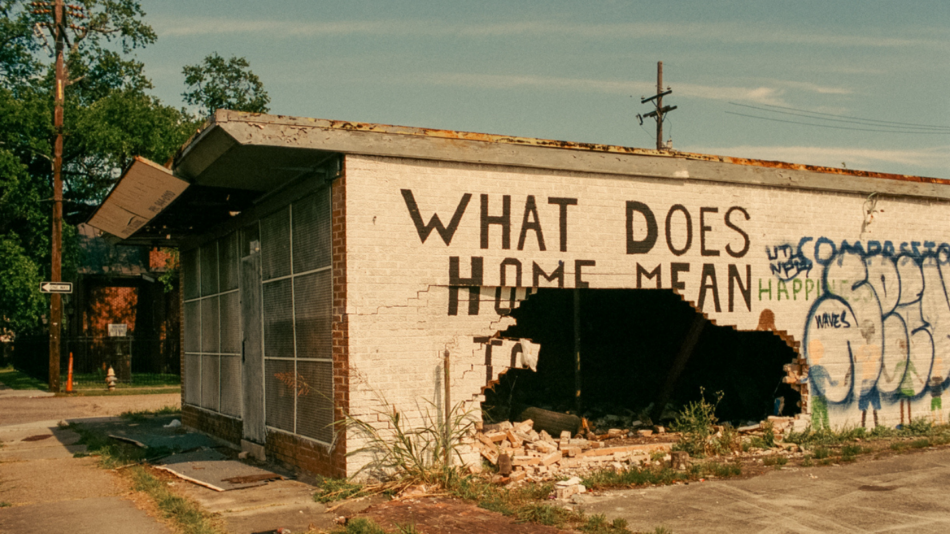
[729,102,950,132]
[725,111,950,135]
[758,103,950,131]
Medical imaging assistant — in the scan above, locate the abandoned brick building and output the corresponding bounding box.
[89,110,950,479]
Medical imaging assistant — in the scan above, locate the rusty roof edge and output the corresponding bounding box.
[211,110,950,192]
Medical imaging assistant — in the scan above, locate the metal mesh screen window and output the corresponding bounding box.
[292,189,331,274]
[294,270,332,360]
[219,232,239,291]
[263,279,294,359]
[183,301,200,353]
[265,359,295,432]
[182,249,199,300]
[261,207,291,281]
[219,355,242,417]
[219,292,241,355]
[182,230,241,418]
[200,296,219,354]
[295,360,334,442]
[258,185,334,443]
[201,354,220,411]
[184,354,200,405]
[199,241,219,296]
[243,221,260,257]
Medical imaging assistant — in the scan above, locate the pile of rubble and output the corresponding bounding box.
[472,419,675,490]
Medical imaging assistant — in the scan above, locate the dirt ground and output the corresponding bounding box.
[359,497,574,534]
[0,391,180,426]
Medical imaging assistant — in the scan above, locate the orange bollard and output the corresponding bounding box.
[66,351,73,393]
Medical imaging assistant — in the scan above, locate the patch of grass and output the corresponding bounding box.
[313,477,366,503]
[801,455,813,467]
[580,514,635,534]
[890,442,908,451]
[0,366,48,390]
[910,438,932,449]
[129,467,223,534]
[902,418,933,435]
[762,455,788,467]
[0,501,11,508]
[71,371,180,389]
[840,444,867,458]
[62,387,181,397]
[812,446,831,460]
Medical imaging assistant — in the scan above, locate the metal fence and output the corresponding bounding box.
[11,335,180,389]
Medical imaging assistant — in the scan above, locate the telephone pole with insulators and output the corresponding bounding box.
[30,0,88,392]
[637,61,678,151]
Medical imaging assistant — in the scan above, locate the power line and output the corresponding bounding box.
[725,111,950,135]
[729,102,950,132]
[761,103,950,131]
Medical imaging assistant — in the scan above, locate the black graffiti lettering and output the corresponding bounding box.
[401,189,471,245]
[636,263,662,289]
[700,207,720,257]
[626,201,658,254]
[480,194,511,249]
[575,260,596,288]
[813,311,852,329]
[548,197,577,252]
[532,261,564,288]
[671,262,690,292]
[698,264,721,312]
[724,206,750,258]
[665,204,693,256]
[448,256,483,316]
[499,258,522,287]
[728,264,752,312]
[517,195,546,251]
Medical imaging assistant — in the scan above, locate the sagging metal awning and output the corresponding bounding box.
[87,157,189,241]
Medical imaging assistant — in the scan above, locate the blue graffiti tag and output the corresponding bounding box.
[801,238,950,426]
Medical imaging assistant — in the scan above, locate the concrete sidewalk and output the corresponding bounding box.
[579,448,950,533]
[0,417,172,534]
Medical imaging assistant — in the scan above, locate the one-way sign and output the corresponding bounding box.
[40,282,72,294]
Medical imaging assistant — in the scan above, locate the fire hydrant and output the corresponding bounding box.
[105,366,117,391]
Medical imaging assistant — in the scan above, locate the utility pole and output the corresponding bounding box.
[638,61,678,151]
[31,0,86,392]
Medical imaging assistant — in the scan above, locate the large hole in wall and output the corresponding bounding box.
[482,288,801,427]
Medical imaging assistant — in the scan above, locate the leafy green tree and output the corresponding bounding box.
[182,53,270,116]
[0,0,196,335]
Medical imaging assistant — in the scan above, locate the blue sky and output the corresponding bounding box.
[134,1,950,178]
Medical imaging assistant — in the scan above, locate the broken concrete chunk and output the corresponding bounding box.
[540,451,561,466]
[607,428,625,438]
[637,429,653,437]
[509,470,526,483]
[485,431,507,443]
[512,455,541,466]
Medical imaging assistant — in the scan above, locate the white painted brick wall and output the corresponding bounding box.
[342,154,950,474]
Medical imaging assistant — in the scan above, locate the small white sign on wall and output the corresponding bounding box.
[108,324,128,337]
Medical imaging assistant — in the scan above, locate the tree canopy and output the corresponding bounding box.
[0,1,269,335]
[182,53,270,116]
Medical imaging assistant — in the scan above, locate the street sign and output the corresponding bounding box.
[108,324,128,337]
[40,282,72,294]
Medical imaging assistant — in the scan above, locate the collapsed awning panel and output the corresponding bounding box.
[87,157,190,239]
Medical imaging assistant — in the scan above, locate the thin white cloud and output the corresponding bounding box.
[687,144,950,173]
[151,17,947,50]
[422,73,802,106]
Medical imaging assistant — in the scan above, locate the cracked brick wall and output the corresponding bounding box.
[342,153,950,455]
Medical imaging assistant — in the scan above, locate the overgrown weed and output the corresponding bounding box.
[671,388,723,457]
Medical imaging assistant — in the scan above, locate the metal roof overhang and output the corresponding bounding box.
[88,121,338,246]
[89,109,950,247]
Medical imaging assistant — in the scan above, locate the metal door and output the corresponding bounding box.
[241,247,265,444]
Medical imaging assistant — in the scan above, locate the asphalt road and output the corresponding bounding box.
[579,448,950,533]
